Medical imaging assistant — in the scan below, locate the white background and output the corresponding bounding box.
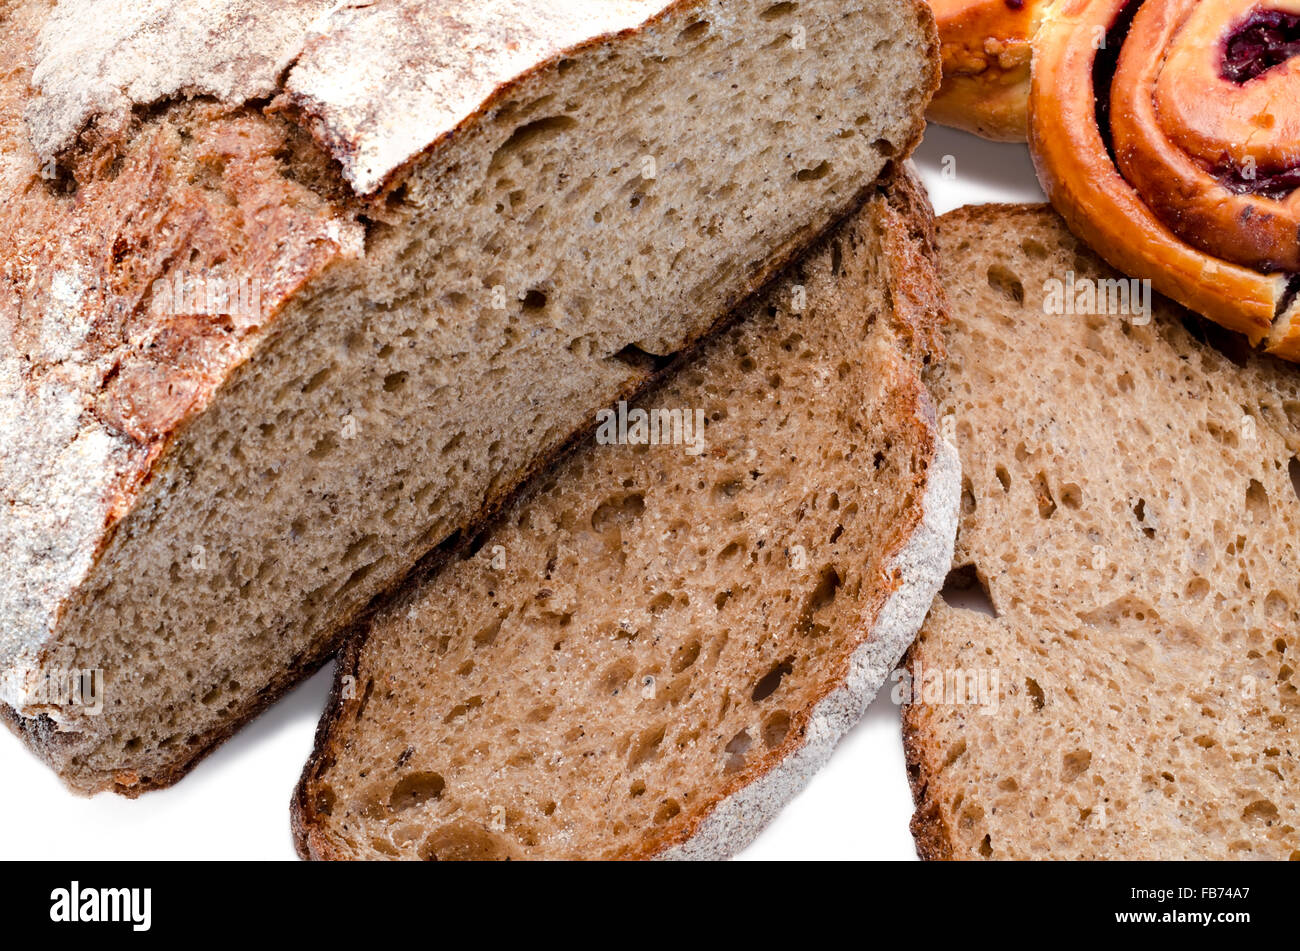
[0,126,1045,861]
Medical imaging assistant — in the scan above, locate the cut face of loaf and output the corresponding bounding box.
[905,205,1300,860]
[0,0,939,794]
[293,169,960,861]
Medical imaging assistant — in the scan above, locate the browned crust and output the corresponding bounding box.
[899,639,956,861]
[292,163,951,860]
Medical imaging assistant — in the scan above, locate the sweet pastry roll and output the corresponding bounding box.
[1030,0,1300,359]
[927,0,1048,140]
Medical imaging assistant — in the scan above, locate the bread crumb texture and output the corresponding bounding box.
[906,205,1300,860]
[296,176,950,860]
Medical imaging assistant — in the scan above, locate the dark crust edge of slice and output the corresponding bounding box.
[291,163,953,861]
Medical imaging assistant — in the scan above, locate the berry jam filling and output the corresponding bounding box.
[1222,9,1300,83]
[1215,10,1300,198]
[1215,163,1300,201]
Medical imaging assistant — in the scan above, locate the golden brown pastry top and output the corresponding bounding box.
[926,0,1049,141]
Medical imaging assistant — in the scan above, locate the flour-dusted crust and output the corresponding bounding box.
[29,1,694,196]
[26,0,338,165]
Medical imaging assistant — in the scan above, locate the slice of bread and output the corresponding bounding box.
[293,168,960,861]
[0,0,939,794]
[904,204,1300,860]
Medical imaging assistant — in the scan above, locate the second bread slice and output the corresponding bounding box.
[905,204,1300,859]
[294,168,959,860]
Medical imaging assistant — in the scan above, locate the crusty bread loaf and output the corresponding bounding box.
[0,0,939,795]
[904,204,1300,860]
[293,168,959,861]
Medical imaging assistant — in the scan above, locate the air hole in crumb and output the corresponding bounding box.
[654,799,681,824]
[627,724,667,768]
[762,710,792,749]
[522,289,548,310]
[1246,478,1269,520]
[592,492,646,532]
[761,1,798,18]
[677,19,710,43]
[806,566,841,613]
[1026,678,1046,710]
[473,617,503,648]
[1133,497,1156,538]
[752,657,794,702]
[417,822,510,861]
[941,564,997,618]
[995,465,1011,492]
[1243,799,1279,822]
[795,161,832,182]
[1033,472,1056,518]
[986,264,1025,305]
[312,785,336,816]
[724,729,752,773]
[943,739,967,767]
[1061,750,1092,782]
[961,476,976,514]
[388,771,445,811]
[1289,457,1300,502]
[308,433,338,459]
[609,343,673,372]
[671,640,701,673]
[490,115,578,168]
[797,566,842,637]
[1020,238,1048,259]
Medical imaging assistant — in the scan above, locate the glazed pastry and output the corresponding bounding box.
[1030,0,1300,358]
[926,0,1048,141]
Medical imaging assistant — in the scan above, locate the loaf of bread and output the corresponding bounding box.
[0,0,940,794]
[293,168,959,861]
[904,204,1300,860]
